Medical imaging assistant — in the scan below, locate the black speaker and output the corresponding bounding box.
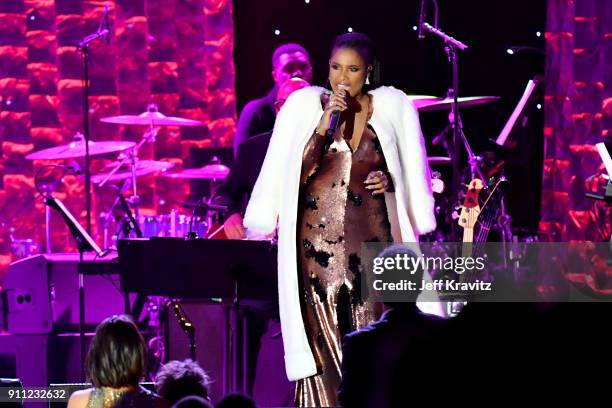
[0,331,93,402]
[0,378,23,408]
[2,254,126,334]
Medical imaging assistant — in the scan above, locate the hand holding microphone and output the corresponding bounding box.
[317,84,349,137]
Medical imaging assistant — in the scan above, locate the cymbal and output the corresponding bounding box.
[428,156,451,165]
[100,111,203,127]
[410,95,500,112]
[92,160,174,183]
[26,140,136,160]
[162,164,230,180]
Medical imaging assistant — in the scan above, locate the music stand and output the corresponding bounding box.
[44,195,103,381]
[118,237,277,394]
[495,77,542,147]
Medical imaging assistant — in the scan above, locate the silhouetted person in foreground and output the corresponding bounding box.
[339,245,447,407]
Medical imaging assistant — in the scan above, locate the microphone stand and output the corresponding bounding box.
[420,22,484,240]
[78,15,110,233]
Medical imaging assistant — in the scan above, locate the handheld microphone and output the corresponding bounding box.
[325,84,349,138]
[417,0,426,40]
[326,110,341,137]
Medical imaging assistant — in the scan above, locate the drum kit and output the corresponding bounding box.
[23,103,231,254]
[16,93,502,256]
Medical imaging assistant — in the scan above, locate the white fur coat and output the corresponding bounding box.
[244,86,439,381]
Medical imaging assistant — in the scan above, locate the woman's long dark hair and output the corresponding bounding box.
[331,32,380,92]
[86,315,147,388]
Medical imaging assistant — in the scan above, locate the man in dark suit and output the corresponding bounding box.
[233,43,312,157]
[214,77,310,239]
[339,245,448,408]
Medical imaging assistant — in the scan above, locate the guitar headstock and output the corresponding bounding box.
[458,178,483,230]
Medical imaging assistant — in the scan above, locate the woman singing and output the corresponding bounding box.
[244,32,437,406]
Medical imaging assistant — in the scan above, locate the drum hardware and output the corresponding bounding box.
[25,133,136,160]
[185,199,228,239]
[95,103,203,238]
[162,162,230,180]
[99,103,204,127]
[102,209,213,244]
[95,126,158,221]
[428,156,451,166]
[33,163,84,254]
[430,171,445,194]
[101,179,134,249]
[8,227,40,260]
[116,182,143,240]
[92,160,174,184]
[411,95,500,112]
[157,155,230,238]
[78,2,114,235]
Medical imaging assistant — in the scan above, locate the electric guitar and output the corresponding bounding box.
[447,178,483,316]
[458,178,484,255]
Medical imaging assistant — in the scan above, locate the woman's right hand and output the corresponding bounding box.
[317,85,349,135]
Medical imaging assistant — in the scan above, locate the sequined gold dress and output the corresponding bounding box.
[85,386,167,408]
[295,113,393,407]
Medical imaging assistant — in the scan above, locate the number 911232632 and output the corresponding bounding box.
[1,387,71,402]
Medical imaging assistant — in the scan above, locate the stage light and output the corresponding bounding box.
[507,46,545,56]
[274,29,280,36]
[536,104,542,110]
[536,31,542,37]
[412,25,418,31]
[305,0,310,3]
[348,27,353,32]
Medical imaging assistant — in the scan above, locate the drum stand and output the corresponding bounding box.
[45,206,52,254]
[98,118,159,244]
[98,124,157,212]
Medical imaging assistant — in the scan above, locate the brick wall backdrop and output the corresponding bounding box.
[0,0,236,280]
[541,0,611,243]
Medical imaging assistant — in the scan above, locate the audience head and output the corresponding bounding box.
[376,244,424,305]
[171,396,213,408]
[155,359,211,404]
[86,314,146,388]
[215,392,258,408]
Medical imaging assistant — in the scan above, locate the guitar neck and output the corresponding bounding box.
[461,227,474,259]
